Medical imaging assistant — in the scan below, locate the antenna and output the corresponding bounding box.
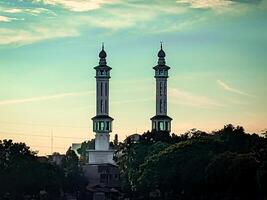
[51,129,53,154]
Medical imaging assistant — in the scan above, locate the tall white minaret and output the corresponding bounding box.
[150,43,172,132]
[89,44,114,164]
[92,44,113,150]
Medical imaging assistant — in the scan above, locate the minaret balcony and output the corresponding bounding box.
[94,65,112,78]
[92,115,113,133]
[150,115,172,132]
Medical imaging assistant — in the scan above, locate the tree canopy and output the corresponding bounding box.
[0,140,87,200]
[115,125,267,200]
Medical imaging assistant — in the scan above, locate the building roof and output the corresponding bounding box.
[153,64,170,70]
[150,115,173,121]
[91,115,114,121]
[94,65,112,70]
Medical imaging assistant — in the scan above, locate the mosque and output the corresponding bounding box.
[87,43,172,165]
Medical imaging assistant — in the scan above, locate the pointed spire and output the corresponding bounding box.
[99,42,107,66]
[158,42,166,65]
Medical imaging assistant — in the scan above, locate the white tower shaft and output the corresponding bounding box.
[156,78,167,116]
[96,79,109,115]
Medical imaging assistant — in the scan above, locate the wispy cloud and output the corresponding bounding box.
[78,2,188,31]
[0,91,91,106]
[217,80,256,97]
[0,0,263,47]
[34,0,119,12]
[0,6,56,16]
[0,1,188,46]
[0,15,18,22]
[169,88,224,108]
[0,23,79,46]
[3,8,23,13]
[177,0,234,9]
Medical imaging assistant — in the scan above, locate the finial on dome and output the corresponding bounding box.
[99,43,107,59]
[99,42,107,65]
[157,41,166,65]
[158,42,166,58]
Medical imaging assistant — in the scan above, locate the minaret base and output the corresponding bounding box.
[87,149,115,165]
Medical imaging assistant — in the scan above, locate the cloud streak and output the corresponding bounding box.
[217,80,256,97]
[0,15,18,22]
[169,88,224,108]
[0,91,91,106]
[0,0,264,47]
[176,0,234,9]
[0,6,57,16]
[34,0,118,12]
[0,23,79,46]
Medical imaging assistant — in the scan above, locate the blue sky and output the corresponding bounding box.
[0,0,267,155]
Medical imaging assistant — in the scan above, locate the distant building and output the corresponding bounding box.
[83,163,120,200]
[124,134,141,143]
[48,153,65,166]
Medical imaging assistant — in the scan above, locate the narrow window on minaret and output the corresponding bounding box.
[160,99,162,113]
[100,100,103,113]
[160,82,162,96]
[100,82,103,96]
[105,83,107,96]
[165,82,167,96]
[105,100,107,113]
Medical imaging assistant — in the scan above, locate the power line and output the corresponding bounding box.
[30,145,67,150]
[0,131,89,140]
[0,121,89,129]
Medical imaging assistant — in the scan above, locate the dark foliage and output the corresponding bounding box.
[62,148,88,194]
[0,140,87,200]
[0,139,64,199]
[115,124,267,200]
[77,139,95,164]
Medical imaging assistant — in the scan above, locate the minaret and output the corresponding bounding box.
[89,44,114,164]
[150,43,172,132]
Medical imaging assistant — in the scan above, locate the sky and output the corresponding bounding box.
[0,0,267,155]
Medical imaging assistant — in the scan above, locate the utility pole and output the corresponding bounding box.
[51,129,53,154]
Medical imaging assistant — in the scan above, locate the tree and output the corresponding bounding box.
[205,152,260,199]
[0,139,64,199]
[114,134,119,146]
[116,125,267,200]
[115,130,175,199]
[62,147,87,195]
[261,129,267,138]
[77,139,95,163]
[138,138,222,199]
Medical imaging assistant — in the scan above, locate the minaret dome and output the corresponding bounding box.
[158,42,166,58]
[99,43,107,58]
